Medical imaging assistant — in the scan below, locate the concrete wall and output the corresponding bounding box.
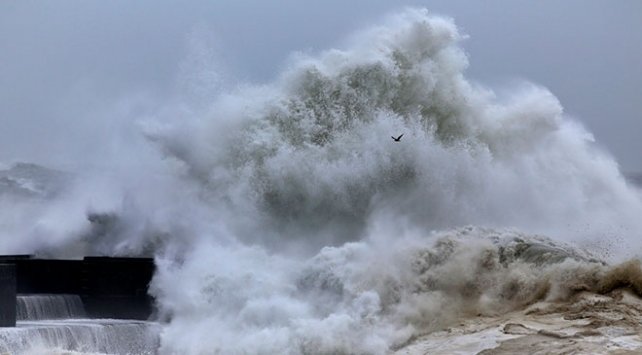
[0,264,16,327]
[0,256,154,326]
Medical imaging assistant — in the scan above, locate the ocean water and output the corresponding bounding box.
[1,8,641,354]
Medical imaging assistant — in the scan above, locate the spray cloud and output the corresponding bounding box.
[1,8,642,354]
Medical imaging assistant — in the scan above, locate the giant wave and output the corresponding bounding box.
[1,8,642,354]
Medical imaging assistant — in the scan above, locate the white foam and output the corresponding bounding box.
[1,7,642,354]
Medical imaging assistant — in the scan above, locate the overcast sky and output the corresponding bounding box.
[1,1,640,171]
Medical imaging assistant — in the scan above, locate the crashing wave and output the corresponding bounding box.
[153,226,642,354]
[145,8,642,255]
[0,163,70,199]
[2,7,642,355]
[143,8,642,354]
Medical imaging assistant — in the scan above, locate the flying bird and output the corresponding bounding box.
[391,134,403,142]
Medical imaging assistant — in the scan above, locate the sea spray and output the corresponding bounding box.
[152,227,642,354]
[146,9,641,253]
[145,9,642,353]
[1,7,641,354]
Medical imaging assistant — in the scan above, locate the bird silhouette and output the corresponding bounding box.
[391,134,403,142]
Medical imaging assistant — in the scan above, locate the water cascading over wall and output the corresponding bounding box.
[0,294,159,354]
[0,255,154,320]
[16,294,86,321]
[0,256,160,354]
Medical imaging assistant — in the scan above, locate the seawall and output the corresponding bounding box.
[0,255,154,326]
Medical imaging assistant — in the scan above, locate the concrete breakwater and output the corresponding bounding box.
[0,255,154,327]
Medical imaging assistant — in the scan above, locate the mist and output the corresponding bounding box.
[1,3,642,354]
[1,1,641,171]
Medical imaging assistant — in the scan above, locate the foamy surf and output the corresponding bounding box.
[150,227,642,354]
[146,9,642,353]
[397,290,642,354]
[1,7,642,354]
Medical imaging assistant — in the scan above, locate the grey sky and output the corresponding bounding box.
[1,1,640,171]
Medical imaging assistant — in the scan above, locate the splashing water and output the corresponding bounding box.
[146,9,641,251]
[145,8,642,354]
[2,8,642,354]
